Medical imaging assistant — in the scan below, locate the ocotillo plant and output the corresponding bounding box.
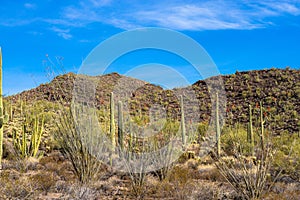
[248,104,254,156]
[260,101,265,150]
[0,47,9,170]
[118,101,124,151]
[180,95,186,149]
[215,93,221,157]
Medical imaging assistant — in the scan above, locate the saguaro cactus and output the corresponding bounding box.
[0,48,9,170]
[180,95,186,149]
[118,101,124,150]
[110,92,115,166]
[260,101,265,150]
[110,92,116,149]
[215,93,221,157]
[248,104,254,156]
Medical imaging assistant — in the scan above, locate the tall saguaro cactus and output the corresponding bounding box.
[248,104,254,156]
[118,101,124,150]
[110,92,115,166]
[0,47,9,170]
[180,95,186,149]
[110,92,116,148]
[260,101,265,151]
[216,93,221,157]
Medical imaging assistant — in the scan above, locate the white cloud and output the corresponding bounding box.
[86,0,112,7]
[24,3,36,9]
[132,4,260,30]
[259,1,300,15]
[2,0,300,32]
[51,27,72,39]
[57,0,300,31]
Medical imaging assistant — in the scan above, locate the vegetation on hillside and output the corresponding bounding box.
[0,64,299,199]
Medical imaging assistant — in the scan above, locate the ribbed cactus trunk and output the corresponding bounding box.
[0,47,3,170]
[248,104,254,156]
[9,102,13,122]
[180,95,186,149]
[118,101,124,151]
[110,92,116,166]
[30,115,44,158]
[0,48,8,170]
[128,119,133,160]
[216,93,221,157]
[260,101,265,151]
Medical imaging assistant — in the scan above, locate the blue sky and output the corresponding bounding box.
[0,0,300,95]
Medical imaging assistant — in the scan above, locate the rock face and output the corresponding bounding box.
[6,67,300,134]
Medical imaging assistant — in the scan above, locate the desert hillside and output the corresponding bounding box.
[6,67,300,134]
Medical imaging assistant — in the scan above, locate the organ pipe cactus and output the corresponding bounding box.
[0,48,9,170]
[30,115,44,157]
[12,115,44,158]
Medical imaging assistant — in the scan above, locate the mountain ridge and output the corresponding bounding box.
[5,67,300,134]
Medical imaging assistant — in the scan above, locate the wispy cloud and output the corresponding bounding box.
[51,27,72,39]
[1,0,300,34]
[130,4,260,30]
[24,3,37,9]
[57,0,300,31]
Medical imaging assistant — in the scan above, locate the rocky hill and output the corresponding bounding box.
[5,67,300,134]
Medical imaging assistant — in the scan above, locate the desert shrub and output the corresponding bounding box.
[196,165,223,181]
[264,182,300,199]
[272,133,300,181]
[159,165,196,199]
[214,137,282,200]
[197,122,208,143]
[0,170,37,199]
[221,124,259,156]
[30,171,58,192]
